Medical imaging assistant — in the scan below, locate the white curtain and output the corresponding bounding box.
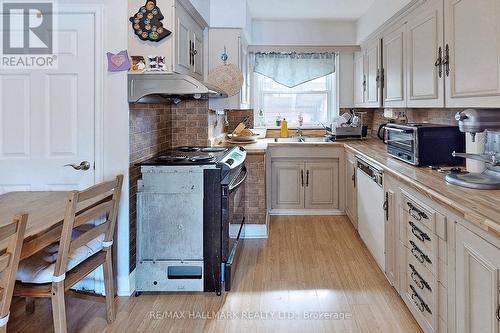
[254,52,336,88]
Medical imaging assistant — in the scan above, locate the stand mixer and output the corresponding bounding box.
[446,109,500,189]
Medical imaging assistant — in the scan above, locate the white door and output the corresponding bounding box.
[364,39,382,107]
[444,0,500,107]
[271,160,304,210]
[304,160,339,210]
[192,27,204,79]
[175,5,191,74]
[383,24,406,108]
[0,12,96,193]
[353,52,365,107]
[406,0,444,107]
[455,223,500,333]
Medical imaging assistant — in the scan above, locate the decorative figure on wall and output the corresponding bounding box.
[129,0,171,42]
[107,50,131,72]
[147,55,167,71]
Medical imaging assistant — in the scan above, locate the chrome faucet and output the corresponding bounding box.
[296,128,305,142]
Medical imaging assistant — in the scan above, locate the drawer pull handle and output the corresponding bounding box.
[410,285,432,314]
[409,264,432,292]
[409,221,431,242]
[497,304,500,322]
[407,202,428,221]
[410,240,432,265]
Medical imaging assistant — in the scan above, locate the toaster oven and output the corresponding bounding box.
[385,123,465,166]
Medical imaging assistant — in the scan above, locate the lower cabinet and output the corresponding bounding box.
[271,159,339,211]
[455,223,500,333]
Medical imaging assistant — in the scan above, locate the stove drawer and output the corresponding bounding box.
[136,260,204,292]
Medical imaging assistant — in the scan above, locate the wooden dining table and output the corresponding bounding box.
[0,191,107,260]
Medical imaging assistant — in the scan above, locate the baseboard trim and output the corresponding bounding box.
[269,209,347,216]
[230,223,268,239]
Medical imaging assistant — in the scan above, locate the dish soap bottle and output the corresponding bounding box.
[280,118,288,138]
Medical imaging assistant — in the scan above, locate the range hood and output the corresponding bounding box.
[128,72,228,103]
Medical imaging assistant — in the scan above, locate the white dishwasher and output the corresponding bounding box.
[356,156,385,271]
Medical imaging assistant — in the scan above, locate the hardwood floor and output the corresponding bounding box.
[8,216,422,333]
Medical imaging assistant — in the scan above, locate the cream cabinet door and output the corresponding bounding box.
[304,160,339,210]
[354,52,366,107]
[271,161,305,210]
[192,27,204,79]
[406,0,444,107]
[364,39,382,107]
[345,156,357,228]
[383,24,407,107]
[455,223,500,333]
[175,4,192,74]
[444,0,500,107]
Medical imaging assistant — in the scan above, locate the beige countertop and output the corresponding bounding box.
[223,137,500,237]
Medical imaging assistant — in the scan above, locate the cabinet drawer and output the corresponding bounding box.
[403,281,437,333]
[407,220,438,274]
[407,248,436,308]
[401,191,447,239]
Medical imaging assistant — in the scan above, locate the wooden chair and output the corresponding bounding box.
[0,214,28,333]
[14,175,123,333]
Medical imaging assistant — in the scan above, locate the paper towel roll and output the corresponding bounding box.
[466,132,487,172]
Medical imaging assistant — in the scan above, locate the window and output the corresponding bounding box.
[253,72,337,127]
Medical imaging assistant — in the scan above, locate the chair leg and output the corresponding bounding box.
[51,281,67,333]
[103,250,116,323]
[25,297,35,314]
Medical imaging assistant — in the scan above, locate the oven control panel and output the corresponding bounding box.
[220,147,247,170]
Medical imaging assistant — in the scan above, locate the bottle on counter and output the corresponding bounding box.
[280,118,288,138]
[259,109,265,127]
[276,114,282,127]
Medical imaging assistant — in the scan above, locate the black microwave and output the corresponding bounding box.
[384,123,465,166]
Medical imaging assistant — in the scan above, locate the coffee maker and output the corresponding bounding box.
[446,109,500,189]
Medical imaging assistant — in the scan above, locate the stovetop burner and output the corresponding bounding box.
[190,154,215,162]
[157,155,188,162]
[201,147,228,153]
[178,146,201,152]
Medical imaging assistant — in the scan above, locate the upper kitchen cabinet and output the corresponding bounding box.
[444,0,500,107]
[383,23,407,108]
[128,0,207,81]
[208,28,249,109]
[406,0,444,108]
[174,2,204,81]
[353,51,366,107]
[363,38,383,107]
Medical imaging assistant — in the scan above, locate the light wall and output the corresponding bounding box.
[252,19,357,46]
[210,0,247,28]
[190,0,211,24]
[356,0,412,43]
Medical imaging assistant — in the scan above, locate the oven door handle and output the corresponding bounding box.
[229,166,248,193]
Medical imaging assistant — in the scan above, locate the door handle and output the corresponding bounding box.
[301,170,304,187]
[443,44,450,77]
[64,161,91,171]
[306,170,309,187]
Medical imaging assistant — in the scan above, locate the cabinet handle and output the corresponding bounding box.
[383,192,389,221]
[301,170,304,187]
[409,263,432,292]
[443,44,450,77]
[497,304,500,322]
[306,170,309,187]
[435,46,443,78]
[376,69,380,88]
[410,240,432,264]
[363,75,367,92]
[352,168,356,188]
[409,221,431,242]
[410,285,432,314]
[407,202,428,221]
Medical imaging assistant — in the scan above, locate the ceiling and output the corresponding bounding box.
[247,0,377,20]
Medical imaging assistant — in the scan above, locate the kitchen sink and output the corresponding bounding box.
[271,136,330,143]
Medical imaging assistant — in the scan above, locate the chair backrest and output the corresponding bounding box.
[0,214,28,320]
[53,175,124,279]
